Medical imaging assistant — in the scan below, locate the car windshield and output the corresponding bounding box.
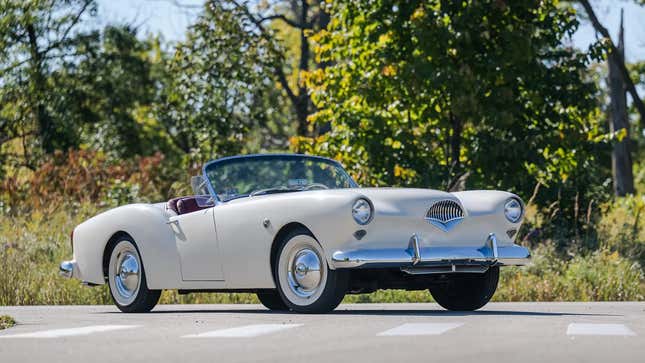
[203,155,357,202]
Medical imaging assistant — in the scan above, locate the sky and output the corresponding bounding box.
[96,0,645,62]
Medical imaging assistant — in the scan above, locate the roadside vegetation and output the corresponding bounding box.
[0,315,15,330]
[1,1,645,305]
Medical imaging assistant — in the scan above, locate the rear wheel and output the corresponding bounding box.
[256,290,288,311]
[429,266,499,311]
[274,229,347,313]
[107,237,161,313]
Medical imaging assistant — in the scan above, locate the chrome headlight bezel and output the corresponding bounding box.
[352,198,374,225]
[504,198,523,223]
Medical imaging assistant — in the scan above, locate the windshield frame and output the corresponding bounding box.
[201,154,359,203]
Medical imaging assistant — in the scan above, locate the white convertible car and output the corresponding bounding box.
[60,154,530,313]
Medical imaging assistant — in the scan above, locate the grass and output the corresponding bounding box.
[0,315,15,330]
[0,204,643,306]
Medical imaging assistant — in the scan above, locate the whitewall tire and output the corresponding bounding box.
[107,237,161,313]
[274,229,347,313]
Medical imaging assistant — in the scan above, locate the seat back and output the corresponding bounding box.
[167,195,213,215]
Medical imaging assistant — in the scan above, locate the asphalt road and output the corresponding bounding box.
[0,302,643,363]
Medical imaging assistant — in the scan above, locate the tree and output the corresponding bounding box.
[296,0,610,231]
[215,0,332,137]
[579,0,645,129]
[0,0,97,169]
[71,26,172,158]
[155,1,284,162]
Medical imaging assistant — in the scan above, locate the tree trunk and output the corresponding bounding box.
[26,23,51,154]
[608,10,634,196]
[295,0,311,137]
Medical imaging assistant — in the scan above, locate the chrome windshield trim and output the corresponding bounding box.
[201,153,359,203]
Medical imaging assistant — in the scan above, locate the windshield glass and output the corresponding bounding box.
[204,155,357,202]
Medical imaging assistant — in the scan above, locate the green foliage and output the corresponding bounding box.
[596,195,645,267]
[155,1,286,163]
[297,0,611,244]
[0,0,98,167]
[0,315,16,330]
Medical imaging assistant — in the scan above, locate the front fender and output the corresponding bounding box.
[73,203,181,288]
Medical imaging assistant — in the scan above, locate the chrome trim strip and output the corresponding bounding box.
[401,265,489,275]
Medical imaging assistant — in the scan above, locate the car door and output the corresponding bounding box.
[168,208,224,281]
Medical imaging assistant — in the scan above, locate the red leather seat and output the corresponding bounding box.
[167,195,213,215]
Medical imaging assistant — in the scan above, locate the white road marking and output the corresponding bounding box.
[183,324,303,338]
[566,323,636,336]
[378,323,464,336]
[0,325,139,338]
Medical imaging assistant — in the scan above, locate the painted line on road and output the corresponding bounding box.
[378,323,464,336]
[0,325,140,338]
[566,323,636,336]
[183,324,303,338]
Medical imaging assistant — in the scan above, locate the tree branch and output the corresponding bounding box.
[579,0,645,128]
[226,0,298,104]
[258,14,311,29]
[43,0,92,56]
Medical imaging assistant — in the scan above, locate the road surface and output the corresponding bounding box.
[0,302,643,363]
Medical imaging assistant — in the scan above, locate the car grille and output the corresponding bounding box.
[425,200,464,224]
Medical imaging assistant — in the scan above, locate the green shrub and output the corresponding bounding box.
[0,315,15,330]
[596,195,645,267]
[496,243,643,301]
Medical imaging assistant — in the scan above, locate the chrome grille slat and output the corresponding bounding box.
[425,200,464,230]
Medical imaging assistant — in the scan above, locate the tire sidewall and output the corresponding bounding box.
[106,237,160,313]
[274,230,346,313]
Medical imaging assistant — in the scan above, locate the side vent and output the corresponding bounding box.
[425,200,464,231]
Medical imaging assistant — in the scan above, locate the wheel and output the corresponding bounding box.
[107,237,161,313]
[274,229,348,313]
[429,266,499,311]
[256,290,289,310]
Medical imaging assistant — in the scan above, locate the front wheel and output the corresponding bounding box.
[256,290,289,311]
[429,266,499,311]
[274,229,347,313]
[107,237,161,313]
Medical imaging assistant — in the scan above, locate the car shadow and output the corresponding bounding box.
[98,307,620,317]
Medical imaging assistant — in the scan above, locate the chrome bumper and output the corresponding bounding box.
[59,260,77,279]
[331,233,530,269]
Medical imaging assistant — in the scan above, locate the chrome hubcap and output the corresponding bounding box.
[287,248,322,297]
[109,242,141,306]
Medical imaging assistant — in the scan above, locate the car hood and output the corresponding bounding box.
[221,187,514,217]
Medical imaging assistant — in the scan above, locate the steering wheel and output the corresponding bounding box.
[303,183,329,191]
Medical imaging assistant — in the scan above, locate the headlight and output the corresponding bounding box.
[504,198,523,223]
[352,198,373,225]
